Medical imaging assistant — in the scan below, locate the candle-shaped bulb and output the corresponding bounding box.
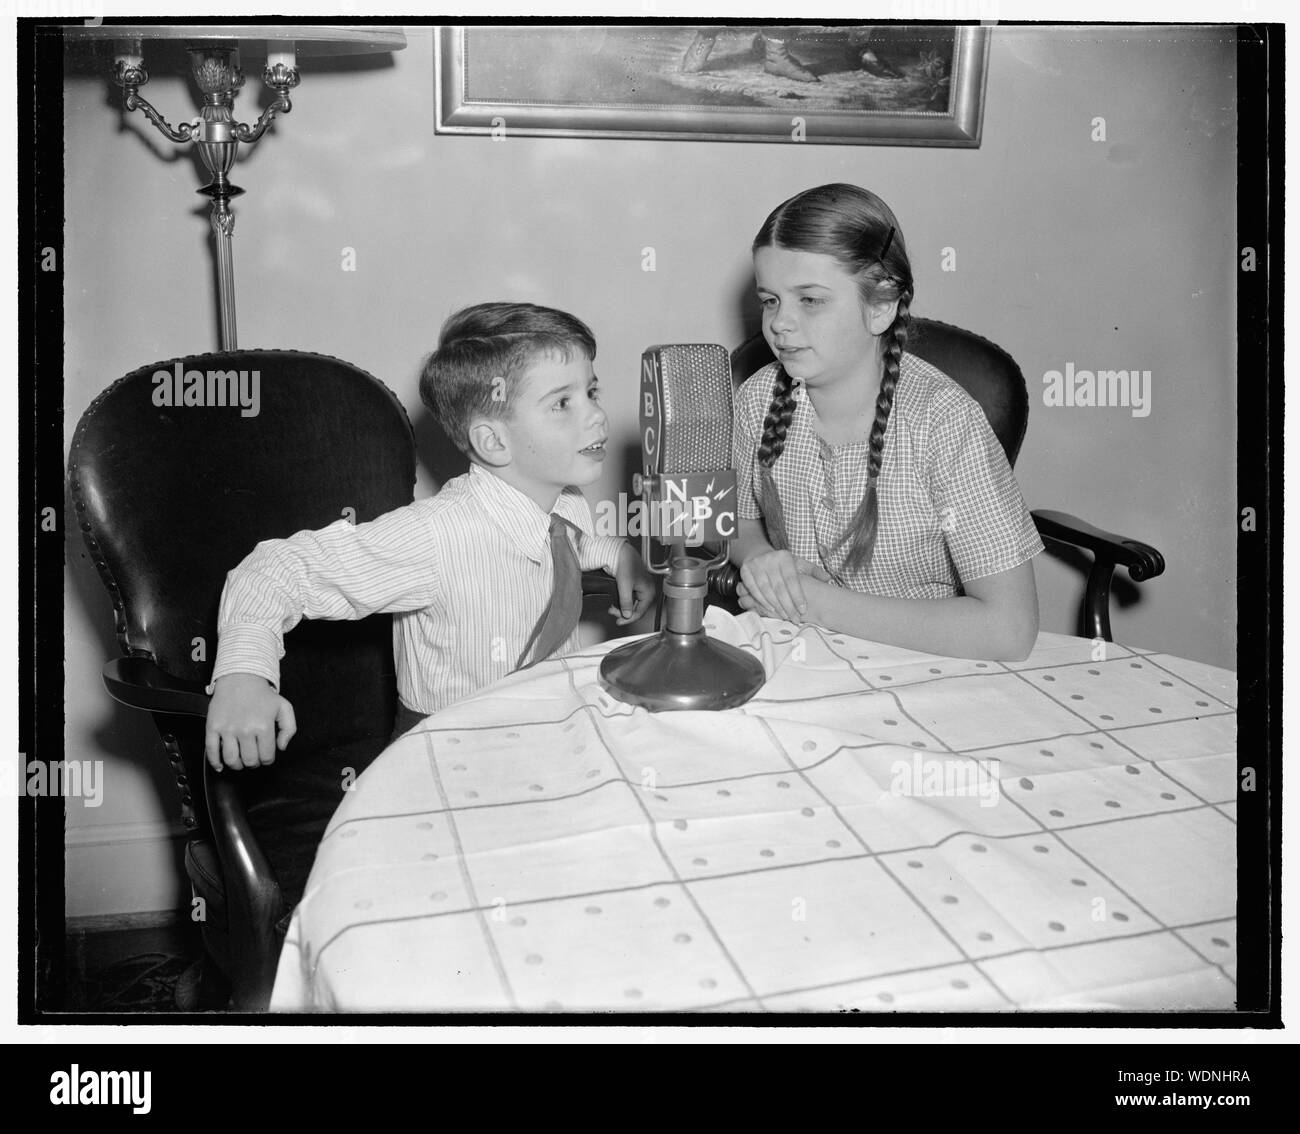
[114,38,143,70]
[267,45,297,72]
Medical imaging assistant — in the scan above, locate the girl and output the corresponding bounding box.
[732,183,1042,661]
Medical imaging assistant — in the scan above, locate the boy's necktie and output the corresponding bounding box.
[516,514,583,670]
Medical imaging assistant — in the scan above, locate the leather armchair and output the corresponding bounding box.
[70,350,417,1010]
[70,350,629,1010]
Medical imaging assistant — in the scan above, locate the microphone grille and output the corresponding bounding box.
[654,343,733,475]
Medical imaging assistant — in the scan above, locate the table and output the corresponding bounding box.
[270,610,1238,1013]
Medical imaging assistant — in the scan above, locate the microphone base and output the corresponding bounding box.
[598,630,766,712]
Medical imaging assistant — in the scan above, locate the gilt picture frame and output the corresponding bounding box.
[436,23,989,146]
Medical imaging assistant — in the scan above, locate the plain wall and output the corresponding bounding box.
[63,24,1237,916]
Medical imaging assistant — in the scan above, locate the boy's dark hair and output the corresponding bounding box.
[420,302,597,455]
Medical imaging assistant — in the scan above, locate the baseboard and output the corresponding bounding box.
[65,818,192,920]
[65,818,189,849]
[66,908,190,935]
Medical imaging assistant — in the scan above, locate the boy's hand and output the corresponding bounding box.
[738,551,830,622]
[204,673,297,772]
[610,544,658,626]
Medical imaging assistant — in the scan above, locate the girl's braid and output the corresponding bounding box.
[841,285,913,574]
[866,288,911,478]
[755,364,798,552]
[757,364,797,470]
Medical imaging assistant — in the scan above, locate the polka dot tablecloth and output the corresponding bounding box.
[270,610,1237,1013]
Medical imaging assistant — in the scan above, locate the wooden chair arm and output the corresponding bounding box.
[581,569,620,600]
[1032,509,1166,580]
[203,763,284,1011]
[710,563,741,602]
[1031,509,1166,642]
[103,655,281,1009]
[102,655,211,716]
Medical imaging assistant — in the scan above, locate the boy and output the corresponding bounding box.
[204,302,656,771]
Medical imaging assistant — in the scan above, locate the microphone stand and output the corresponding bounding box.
[599,520,766,712]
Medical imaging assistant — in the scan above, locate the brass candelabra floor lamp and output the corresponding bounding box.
[68,24,407,349]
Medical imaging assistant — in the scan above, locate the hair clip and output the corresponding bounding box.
[877,226,895,264]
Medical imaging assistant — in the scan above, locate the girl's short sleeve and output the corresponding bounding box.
[926,394,1043,583]
[733,367,775,521]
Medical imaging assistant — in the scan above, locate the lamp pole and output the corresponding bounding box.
[111,39,300,350]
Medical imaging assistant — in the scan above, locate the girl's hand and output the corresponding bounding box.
[738,551,831,622]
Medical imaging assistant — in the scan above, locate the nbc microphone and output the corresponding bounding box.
[598,344,766,711]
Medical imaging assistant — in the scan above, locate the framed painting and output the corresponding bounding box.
[436,24,989,146]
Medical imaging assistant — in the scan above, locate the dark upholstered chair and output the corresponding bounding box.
[70,349,630,1011]
[729,318,1165,639]
[69,351,417,1010]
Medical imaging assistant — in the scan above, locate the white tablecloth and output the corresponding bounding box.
[271,610,1237,1012]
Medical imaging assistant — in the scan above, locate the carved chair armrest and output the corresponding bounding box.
[203,763,283,1011]
[710,563,742,602]
[102,655,211,716]
[1031,509,1166,642]
[102,655,281,1009]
